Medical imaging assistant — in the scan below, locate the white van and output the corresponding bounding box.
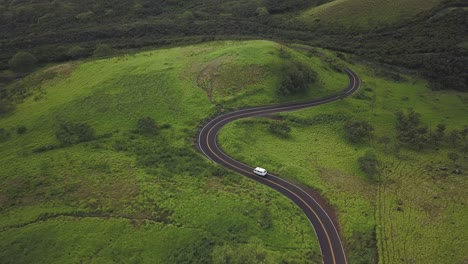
[253,167,268,177]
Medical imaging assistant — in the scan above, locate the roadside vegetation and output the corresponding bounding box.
[218,48,467,264]
[0,40,350,263]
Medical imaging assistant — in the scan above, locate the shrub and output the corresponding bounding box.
[0,99,15,116]
[395,109,428,149]
[9,51,37,72]
[93,44,114,58]
[56,121,96,146]
[358,151,380,181]
[66,46,88,59]
[0,128,10,143]
[16,125,27,134]
[278,61,317,96]
[268,121,291,138]
[136,116,158,135]
[344,120,374,143]
[447,152,459,165]
[33,145,57,153]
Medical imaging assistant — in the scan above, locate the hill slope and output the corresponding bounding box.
[0,40,348,263]
[299,0,442,30]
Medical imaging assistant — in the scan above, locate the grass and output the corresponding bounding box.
[0,40,349,263]
[218,50,468,263]
[298,0,443,30]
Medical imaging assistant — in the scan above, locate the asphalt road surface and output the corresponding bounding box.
[197,68,361,264]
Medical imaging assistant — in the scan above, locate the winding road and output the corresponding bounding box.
[197,68,361,264]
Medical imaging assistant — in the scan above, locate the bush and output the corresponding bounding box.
[67,46,88,59]
[395,109,428,149]
[16,125,27,134]
[0,128,10,143]
[358,151,380,181]
[344,120,374,143]
[278,61,317,96]
[93,44,114,58]
[136,116,158,135]
[9,51,37,72]
[56,121,96,146]
[0,99,15,116]
[268,121,291,138]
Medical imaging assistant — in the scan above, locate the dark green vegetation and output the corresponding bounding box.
[219,49,467,263]
[0,0,466,97]
[0,41,346,263]
[1,0,467,262]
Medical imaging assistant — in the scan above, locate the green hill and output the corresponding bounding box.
[219,48,468,264]
[0,40,348,263]
[299,0,442,30]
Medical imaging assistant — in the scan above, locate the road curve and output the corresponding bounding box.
[197,68,361,264]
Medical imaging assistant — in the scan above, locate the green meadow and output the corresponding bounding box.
[218,51,468,263]
[0,40,352,263]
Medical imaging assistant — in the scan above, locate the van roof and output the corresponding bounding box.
[254,167,266,172]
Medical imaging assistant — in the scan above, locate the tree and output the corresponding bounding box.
[358,151,380,182]
[0,99,15,116]
[0,128,10,143]
[395,109,428,149]
[93,44,114,58]
[344,120,374,143]
[268,121,291,138]
[256,7,269,16]
[462,143,468,158]
[56,122,95,146]
[67,46,88,59]
[429,124,445,147]
[136,116,158,135]
[9,51,37,72]
[449,130,461,148]
[447,152,459,165]
[460,126,468,141]
[278,61,317,96]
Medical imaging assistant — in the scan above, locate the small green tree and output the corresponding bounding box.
[9,51,37,72]
[395,109,428,149]
[278,61,317,96]
[0,99,15,116]
[56,122,95,146]
[461,143,468,158]
[67,46,87,59]
[93,44,114,58]
[447,152,459,165]
[461,126,468,141]
[268,121,291,138]
[358,151,380,182]
[430,124,446,147]
[344,120,374,144]
[0,128,10,143]
[449,130,461,147]
[136,116,158,135]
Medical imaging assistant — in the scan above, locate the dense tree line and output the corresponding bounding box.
[0,0,466,97]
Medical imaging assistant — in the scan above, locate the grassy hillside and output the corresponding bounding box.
[299,0,442,30]
[0,40,350,263]
[219,49,468,263]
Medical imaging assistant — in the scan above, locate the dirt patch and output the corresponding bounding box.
[194,56,266,102]
[316,165,376,201]
[195,56,234,102]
